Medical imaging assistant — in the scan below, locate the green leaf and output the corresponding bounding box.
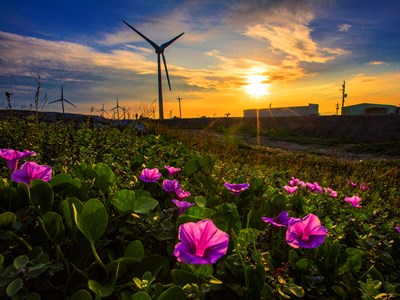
[183,158,199,177]
[94,162,116,192]
[42,212,65,245]
[6,278,23,297]
[288,249,299,269]
[194,196,207,208]
[332,285,348,299]
[74,163,97,181]
[171,269,199,286]
[132,291,151,300]
[27,293,41,300]
[237,228,260,250]
[88,263,119,297]
[71,289,93,300]
[110,189,135,214]
[0,212,16,230]
[73,198,108,243]
[59,197,84,238]
[295,258,317,272]
[124,240,144,261]
[156,286,186,300]
[50,173,72,192]
[14,255,29,269]
[214,203,242,233]
[30,180,54,214]
[134,196,158,214]
[199,155,213,173]
[176,207,215,226]
[269,194,287,215]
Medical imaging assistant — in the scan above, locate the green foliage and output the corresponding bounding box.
[0,118,399,299]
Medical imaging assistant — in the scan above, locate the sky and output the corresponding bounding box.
[1,0,399,118]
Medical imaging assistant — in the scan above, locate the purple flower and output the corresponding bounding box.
[289,177,306,187]
[347,180,357,187]
[172,199,195,215]
[224,182,250,197]
[175,188,191,199]
[286,214,328,249]
[395,226,400,234]
[139,168,162,183]
[0,149,36,172]
[306,182,323,193]
[359,182,369,190]
[11,161,52,186]
[344,196,362,208]
[162,179,181,193]
[165,165,181,177]
[262,211,299,228]
[324,187,338,198]
[283,185,298,194]
[173,219,229,264]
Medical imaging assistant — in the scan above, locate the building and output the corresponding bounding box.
[342,103,399,115]
[243,103,319,118]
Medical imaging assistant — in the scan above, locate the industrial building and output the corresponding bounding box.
[243,103,319,118]
[342,103,399,115]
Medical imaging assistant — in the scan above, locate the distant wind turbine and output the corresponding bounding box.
[49,85,76,114]
[123,20,184,120]
[97,103,108,117]
[112,97,123,120]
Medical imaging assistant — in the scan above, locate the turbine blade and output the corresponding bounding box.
[49,99,62,104]
[162,53,172,91]
[123,20,160,50]
[160,32,184,50]
[64,99,77,107]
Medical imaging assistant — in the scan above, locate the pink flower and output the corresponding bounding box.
[172,199,195,215]
[173,219,229,264]
[324,187,338,198]
[359,183,369,190]
[139,168,162,183]
[175,188,191,199]
[289,177,306,187]
[165,165,181,177]
[11,161,52,186]
[0,149,36,172]
[306,182,322,193]
[347,180,357,187]
[262,211,299,228]
[286,214,328,249]
[162,179,181,193]
[395,226,400,234]
[344,195,362,208]
[283,185,298,194]
[224,182,250,197]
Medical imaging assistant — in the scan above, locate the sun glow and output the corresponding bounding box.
[245,74,271,97]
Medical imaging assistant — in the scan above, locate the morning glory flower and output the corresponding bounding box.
[286,214,328,249]
[173,219,229,264]
[283,185,298,194]
[262,211,300,228]
[139,168,162,183]
[324,187,338,198]
[165,165,181,177]
[0,149,36,172]
[359,182,369,190]
[347,180,357,187]
[306,182,323,193]
[344,195,362,208]
[289,177,306,187]
[395,226,400,234]
[162,179,181,193]
[224,182,250,197]
[172,199,195,215]
[175,188,191,199]
[11,161,52,186]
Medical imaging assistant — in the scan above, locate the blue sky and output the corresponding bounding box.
[1,0,399,118]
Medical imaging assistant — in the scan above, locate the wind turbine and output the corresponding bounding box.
[49,85,76,114]
[112,97,123,120]
[97,103,108,118]
[123,20,184,120]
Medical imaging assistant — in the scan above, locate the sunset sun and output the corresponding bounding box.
[245,74,270,97]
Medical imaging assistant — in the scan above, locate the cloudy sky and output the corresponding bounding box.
[1,0,399,118]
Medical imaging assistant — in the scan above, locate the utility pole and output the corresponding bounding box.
[340,80,347,115]
[336,103,339,115]
[177,95,182,118]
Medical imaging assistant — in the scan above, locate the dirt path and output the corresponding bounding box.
[181,129,397,161]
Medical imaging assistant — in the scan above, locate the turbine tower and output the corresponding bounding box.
[49,85,76,114]
[97,103,108,118]
[123,20,184,120]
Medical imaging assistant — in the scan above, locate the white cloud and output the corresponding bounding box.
[337,24,352,32]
